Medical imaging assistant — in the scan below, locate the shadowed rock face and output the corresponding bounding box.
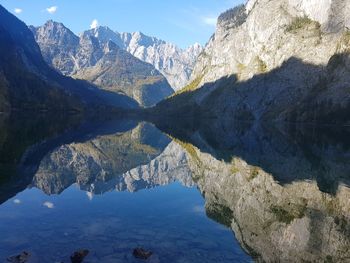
[31,21,174,107]
[154,118,350,262]
[156,54,350,124]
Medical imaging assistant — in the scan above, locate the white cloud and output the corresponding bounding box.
[202,16,217,26]
[46,6,58,14]
[90,19,99,29]
[14,8,23,14]
[13,199,21,204]
[43,201,54,209]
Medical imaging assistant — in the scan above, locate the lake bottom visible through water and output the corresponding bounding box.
[0,182,251,263]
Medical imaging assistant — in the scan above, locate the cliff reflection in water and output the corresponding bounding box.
[0,113,349,262]
[154,116,350,262]
[33,122,194,195]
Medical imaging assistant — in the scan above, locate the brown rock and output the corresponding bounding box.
[7,251,30,263]
[133,247,153,260]
[70,249,89,263]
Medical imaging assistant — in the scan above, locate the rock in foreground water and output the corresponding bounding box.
[133,247,153,260]
[70,249,89,263]
[7,251,30,263]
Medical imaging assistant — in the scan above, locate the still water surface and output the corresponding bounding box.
[0,114,349,262]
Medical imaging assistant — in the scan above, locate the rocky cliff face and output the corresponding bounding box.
[122,31,203,91]
[158,0,350,124]
[31,22,173,107]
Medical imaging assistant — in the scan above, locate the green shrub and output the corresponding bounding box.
[249,167,260,181]
[270,203,307,224]
[286,16,316,32]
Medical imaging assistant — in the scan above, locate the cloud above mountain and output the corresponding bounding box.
[46,6,57,14]
[90,19,99,29]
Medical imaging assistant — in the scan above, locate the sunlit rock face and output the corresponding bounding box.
[192,0,350,86]
[122,32,203,91]
[160,0,350,124]
[155,118,350,262]
[32,124,193,195]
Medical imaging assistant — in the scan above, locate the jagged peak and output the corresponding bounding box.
[42,19,71,31]
[186,42,203,54]
[130,31,166,47]
[80,25,123,48]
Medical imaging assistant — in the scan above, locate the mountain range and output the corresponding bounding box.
[0,5,137,113]
[30,21,202,106]
[31,21,175,107]
[75,26,202,91]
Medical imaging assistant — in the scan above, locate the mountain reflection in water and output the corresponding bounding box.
[0,113,349,262]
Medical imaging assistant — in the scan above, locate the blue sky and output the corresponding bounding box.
[1,0,244,48]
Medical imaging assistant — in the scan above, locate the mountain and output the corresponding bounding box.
[31,21,174,107]
[80,26,203,91]
[156,0,350,125]
[0,6,137,112]
[121,31,203,91]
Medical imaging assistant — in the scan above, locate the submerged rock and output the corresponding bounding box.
[7,251,30,263]
[70,249,89,263]
[133,247,153,260]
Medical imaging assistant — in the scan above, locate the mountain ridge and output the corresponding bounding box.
[31,21,174,107]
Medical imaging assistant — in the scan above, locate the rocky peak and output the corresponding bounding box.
[85,25,124,47]
[187,42,202,53]
[32,20,79,47]
[124,32,203,90]
[82,28,202,91]
[131,31,165,47]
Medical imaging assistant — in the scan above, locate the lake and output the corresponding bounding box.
[0,113,349,262]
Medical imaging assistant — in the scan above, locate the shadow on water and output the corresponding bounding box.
[152,115,350,195]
